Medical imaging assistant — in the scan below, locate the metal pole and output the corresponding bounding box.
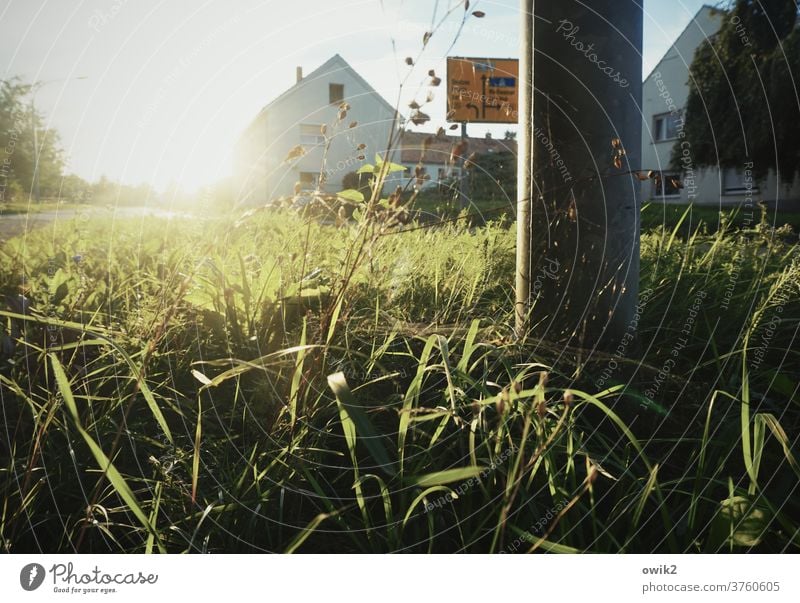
[531,0,642,349]
[515,0,534,338]
[459,121,469,211]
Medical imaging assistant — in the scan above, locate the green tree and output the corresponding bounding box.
[678,0,800,181]
[469,150,516,203]
[0,78,65,203]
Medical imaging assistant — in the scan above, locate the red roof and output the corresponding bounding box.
[399,130,517,165]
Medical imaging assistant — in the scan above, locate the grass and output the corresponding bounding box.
[641,200,800,234]
[0,203,798,553]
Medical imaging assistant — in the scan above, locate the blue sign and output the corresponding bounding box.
[489,77,516,88]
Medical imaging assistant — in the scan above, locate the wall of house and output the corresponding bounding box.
[641,7,800,208]
[236,58,398,204]
[641,6,723,205]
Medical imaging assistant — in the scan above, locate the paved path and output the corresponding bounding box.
[0,207,197,240]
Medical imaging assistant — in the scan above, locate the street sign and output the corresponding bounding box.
[446,57,519,124]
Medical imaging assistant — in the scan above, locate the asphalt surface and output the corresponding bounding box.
[0,207,195,240]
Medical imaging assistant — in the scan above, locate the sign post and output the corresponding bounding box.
[515,4,533,338]
[446,57,519,212]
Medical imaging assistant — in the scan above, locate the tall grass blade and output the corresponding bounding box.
[50,354,164,551]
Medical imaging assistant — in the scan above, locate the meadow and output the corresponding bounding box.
[0,203,798,553]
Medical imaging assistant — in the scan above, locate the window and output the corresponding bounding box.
[329,83,344,105]
[299,124,325,146]
[722,168,759,195]
[298,172,318,190]
[653,172,682,198]
[653,112,683,142]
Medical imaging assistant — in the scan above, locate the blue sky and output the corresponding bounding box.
[0,0,715,191]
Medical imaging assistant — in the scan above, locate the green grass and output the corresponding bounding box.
[641,200,800,234]
[0,205,798,553]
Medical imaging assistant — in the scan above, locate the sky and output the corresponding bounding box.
[0,0,715,192]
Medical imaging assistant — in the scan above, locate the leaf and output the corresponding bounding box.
[423,31,432,46]
[50,354,163,551]
[193,345,320,388]
[373,154,406,173]
[399,335,437,472]
[509,525,581,553]
[402,486,456,527]
[289,319,307,429]
[450,139,469,163]
[463,152,478,170]
[410,110,431,126]
[191,369,212,386]
[457,319,480,373]
[709,496,770,548]
[283,144,306,163]
[192,397,202,504]
[326,295,344,345]
[337,189,365,203]
[285,511,338,553]
[356,163,375,174]
[472,10,485,18]
[405,466,485,487]
[758,413,800,480]
[385,162,407,173]
[328,372,395,474]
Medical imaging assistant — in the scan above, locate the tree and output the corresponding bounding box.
[679,0,800,181]
[0,78,64,203]
[517,0,643,349]
[469,150,516,204]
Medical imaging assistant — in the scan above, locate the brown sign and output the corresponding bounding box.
[446,57,519,124]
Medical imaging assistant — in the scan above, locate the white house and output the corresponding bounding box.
[234,54,399,204]
[641,4,800,206]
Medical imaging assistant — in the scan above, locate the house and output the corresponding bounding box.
[234,54,399,204]
[641,4,800,206]
[397,130,517,190]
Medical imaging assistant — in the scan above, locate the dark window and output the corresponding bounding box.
[298,172,318,190]
[723,168,759,195]
[329,83,344,105]
[653,172,682,198]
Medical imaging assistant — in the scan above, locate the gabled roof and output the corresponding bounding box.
[255,53,398,119]
[643,4,725,82]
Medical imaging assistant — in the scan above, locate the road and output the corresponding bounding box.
[0,206,197,240]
